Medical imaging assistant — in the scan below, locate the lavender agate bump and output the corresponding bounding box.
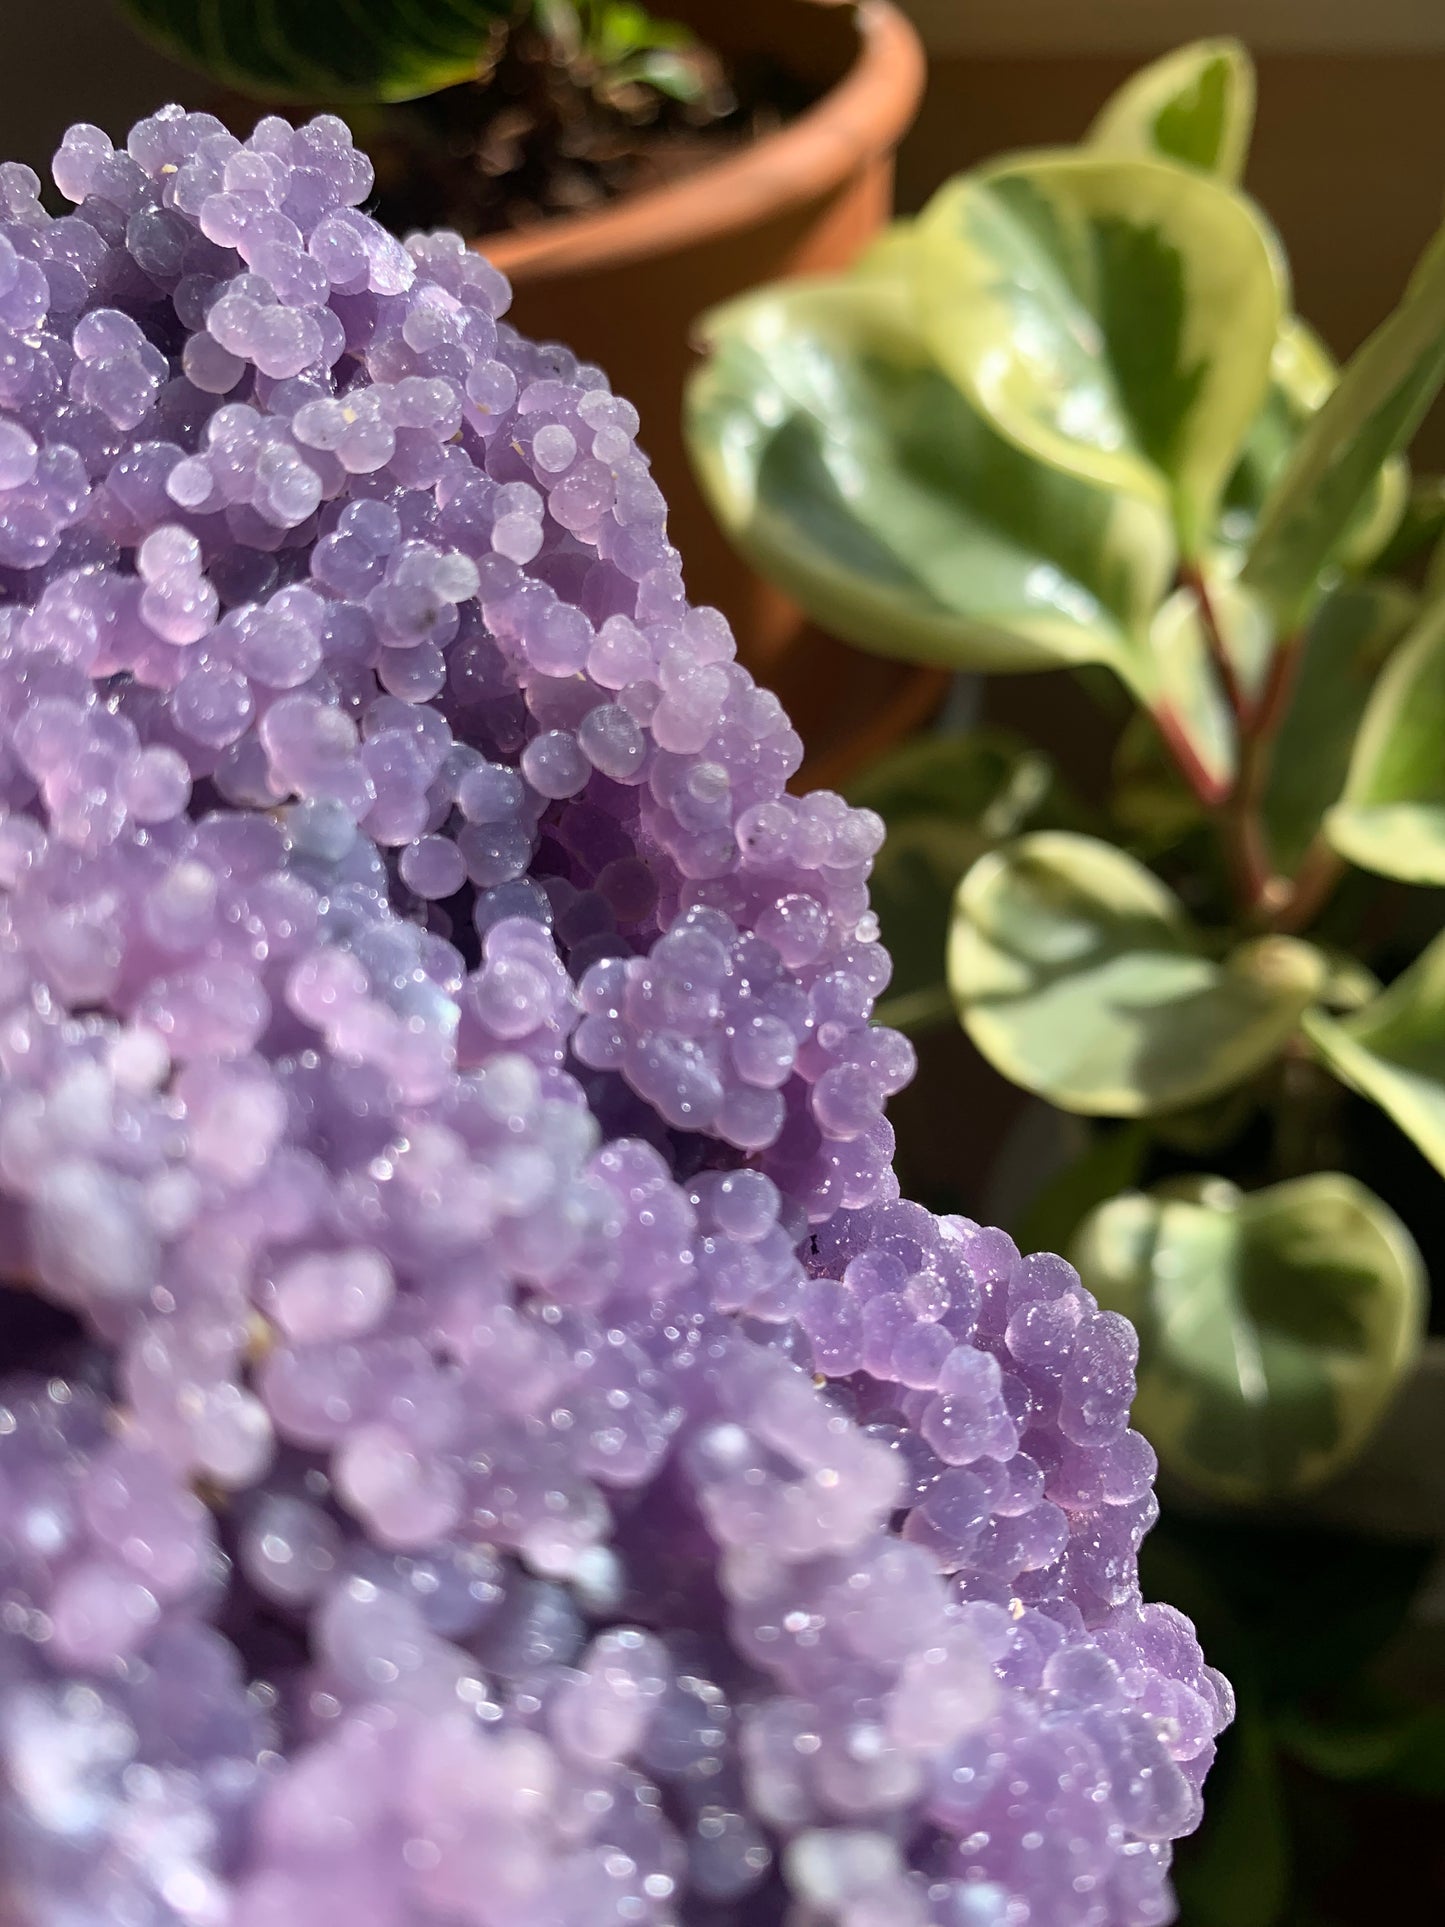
[0,107,1229,1927]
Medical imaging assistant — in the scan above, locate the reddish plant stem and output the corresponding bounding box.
[1181,560,1250,723]
[1275,833,1346,935]
[1218,786,1278,921]
[1251,631,1305,750]
[1181,544,1316,924]
[1150,700,1229,810]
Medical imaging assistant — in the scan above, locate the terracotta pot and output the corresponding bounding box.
[474,0,936,785]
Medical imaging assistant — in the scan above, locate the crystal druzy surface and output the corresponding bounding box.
[0,109,1230,1927]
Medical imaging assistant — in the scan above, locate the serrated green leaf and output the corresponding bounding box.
[1088,38,1256,184]
[846,731,1058,1034]
[1243,216,1445,631]
[1326,594,1445,883]
[686,272,1175,680]
[1305,931,1445,1177]
[948,831,1325,1116]
[913,153,1284,555]
[119,0,514,103]
[1071,1173,1425,1498]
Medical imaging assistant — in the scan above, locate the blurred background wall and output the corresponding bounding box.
[8,0,1445,454]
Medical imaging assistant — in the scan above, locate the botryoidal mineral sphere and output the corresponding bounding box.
[0,107,1229,1927]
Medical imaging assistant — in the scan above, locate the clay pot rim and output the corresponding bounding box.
[474,0,926,282]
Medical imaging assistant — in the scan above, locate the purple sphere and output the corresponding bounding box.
[0,107,1229,1927]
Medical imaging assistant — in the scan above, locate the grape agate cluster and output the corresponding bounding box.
[0,108,1229,1927]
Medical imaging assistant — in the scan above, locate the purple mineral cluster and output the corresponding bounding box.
[0,107,1229,1927]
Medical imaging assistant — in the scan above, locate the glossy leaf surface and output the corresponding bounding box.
[948,832,1324,1116]
[1072,1173,1425,1497]
[1327,594,1445,883]
[1305,930,1445,1177]
[914,153,1284,553]
[687,274,1174,678]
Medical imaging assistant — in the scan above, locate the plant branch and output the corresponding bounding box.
[1217,631,1306,924]
[1182,561,1250,723]
[1251,630,1305,749]
[1150,700,1229,810]
[1275,833,1346,935]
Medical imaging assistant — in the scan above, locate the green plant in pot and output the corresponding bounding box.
[116,0,741,234]
[686,38,1445,1512]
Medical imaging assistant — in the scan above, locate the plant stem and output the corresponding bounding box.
[1251,631,1304,749]
[1219,780,1278,921]
[1275,833,1346,934]
[1169,566,1286,919]
[1150,700,1229,810]
[1181,560,1250,723]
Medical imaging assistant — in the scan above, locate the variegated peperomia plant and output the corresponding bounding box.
[687,39,1445,1505]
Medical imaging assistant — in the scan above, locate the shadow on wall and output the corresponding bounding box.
[9,5,1445,464]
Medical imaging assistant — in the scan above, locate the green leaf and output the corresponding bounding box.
[1305,930,1445,1177]
[1266,578,1417,872]
[1364,472,1445,576]
[686,272,1175,680]
[1326,594,1445,883]
[847,731,1057,1033]
[1243,216,1445,631]
[1087,38,1256,184]
[1071,1173,1425,1497]
[913,153,1285,554]
[948,831,1325,1116]
[118,0,514,103]
[1220,321,1408,574]
[1110,578,1415,869]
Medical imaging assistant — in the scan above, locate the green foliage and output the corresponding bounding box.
[687,276,1173,681]
[535,0,706,102]
[1242,221,1445,631]
[119,0,518,102]
[688,35,1445,1533]
[1072,1174,1424,1498]
[1086,36,1255,183]
[844,730,1060,1033]
[1327,591,1445,883]
[1305,930,1445,1179]
[117,0,702,106]
[949,831,1324,1117]
[912,154,1284,556]
[1267,580,1416,871]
